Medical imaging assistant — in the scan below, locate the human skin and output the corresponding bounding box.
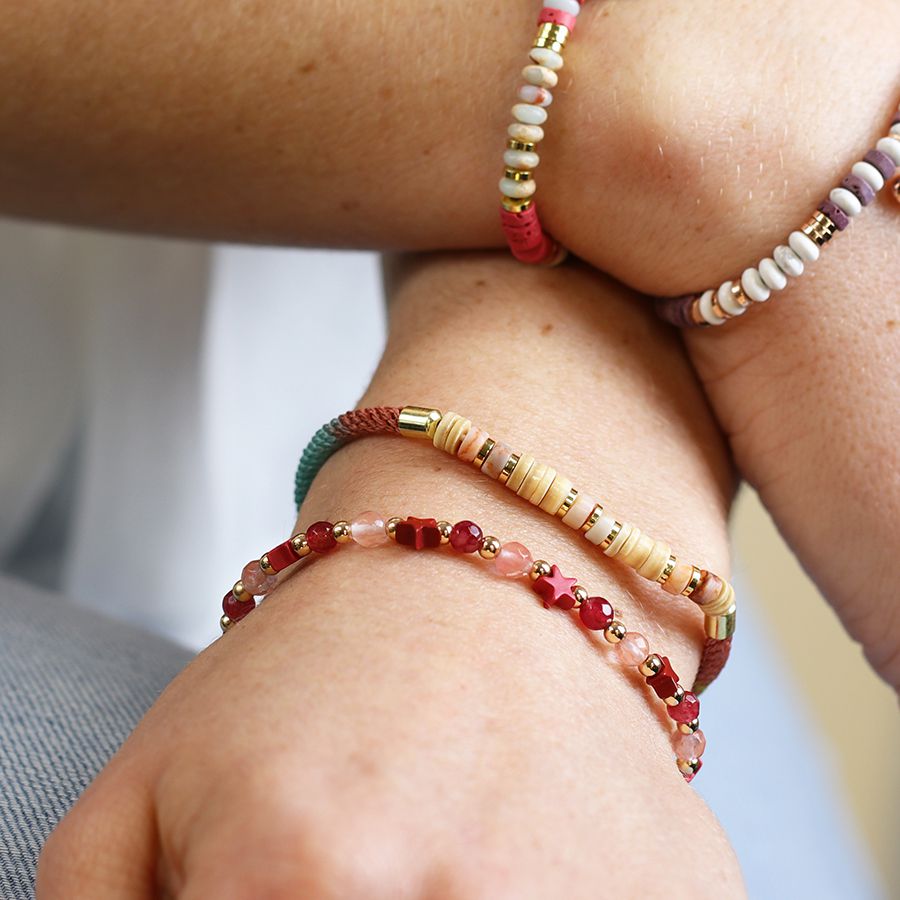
[37,254,743,897]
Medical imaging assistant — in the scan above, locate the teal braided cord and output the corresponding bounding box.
[294,420,344,510]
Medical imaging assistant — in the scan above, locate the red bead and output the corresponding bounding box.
[395,517,442,550]
[222,590,255,622]
[265,539,301,572]
[449,520,483,553]
[532,564,578,610]
[647,656,680,701]
[306,521,337,554]
[682,758,703,784]
[668,690,700,724]
[579,596,614,630]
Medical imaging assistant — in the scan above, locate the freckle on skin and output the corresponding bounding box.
[299,62,316,74]
[541,323,553,335]
[474,279,486,288]
[340,199,359,212]
[887,320,896,330]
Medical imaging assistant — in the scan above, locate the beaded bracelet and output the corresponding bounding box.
[656,101,900,327]
[220,513,707,782]
[498,1,586,266]
[293,406,735,692]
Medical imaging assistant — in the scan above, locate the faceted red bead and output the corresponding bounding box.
[266,539,301,571]
[682,758,703,783]
[668,690,700,724]
[647,656,680,701]
[222,590,256,622]
[532,565,578,610]
[449,520,483,553]
[306,521,337,554]
[579,596,614,630]
[395,517,442,550]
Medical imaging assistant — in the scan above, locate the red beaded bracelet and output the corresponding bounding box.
[220,514,707,782]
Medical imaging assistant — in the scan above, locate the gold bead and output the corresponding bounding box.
[291,533,310,557]
[437,521,453,543]
[679,718,701,735]
[507,138,536,153]
[474,438,496,468]
[657,555,677,585]
[677,758,701,776]
[730,281,751,309]
[639,654,663,677]
[665,685,686,707]
[690,298,707,327]
[557,489,578,519]
[332,521,352,543]
[479,536,502,559]
[572,586,589,605]
[604,621,627,643]
[501,195,533,214]
[530,559,552,580]
[398,406,443,439]
[504,167,533,182]
[581,504,603,533]
[533,21,569,52]
[259,554,274,575]
[220,614,233,633]
[801,210,837,246]
[682,566,702,597]
[386,517,402,539]
[499,453,520,484]
[232,580,252,602]
[599,522,622,552]
[891,177,900,206]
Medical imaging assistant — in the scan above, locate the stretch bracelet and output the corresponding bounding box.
[293,406,735,692]
[499,1,586,266]
[657,101,900,327]
[220,513,708,782]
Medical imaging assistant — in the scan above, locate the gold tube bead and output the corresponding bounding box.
[599,522,622,552]
[556,489,578,519]
[504,168,533,182]
[580,504,603,534]
[730,281,751,309]
[704,605,737,640]
[657,555,677,585]
[534,22,569,51]
[499,452,522,485]
[501,195,533,213]
[711,294,729,320]
[682,566,703,597]
[801,210,837,246]
[474,437,495,468]
[507,138,536,153]
[398,406,442,439]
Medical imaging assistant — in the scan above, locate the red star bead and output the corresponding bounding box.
[647,656,680,701]
[532,564,578,610]
[395,517,442,550]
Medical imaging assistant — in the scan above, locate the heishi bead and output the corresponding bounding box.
[741,267,771,303]
[604,521,632,556]
[508,122,545,143]
[662,561,694,595]
[818,199,850,231]
[717,281,747,317]
[518,84,553,107]
[585,510,618,545]
[758,258,788,291]
[504,148,541,170]
[457,426,489,463]
[615,631,650,666]
[773,244,804,278]
[673,729,707,761]
[449,520,483,554]
[692,572,724,606]
[507,453,535,492]
[350,511,390,548]
[543,0,581,14]
[443,415,471,454]
[788,230,820,263]
[876,137,900,166]
[830,186,862,217]
[493,541,533,577]
[499,176,536,198]
[668,691,701,724]
[241,561,277,595]
[539,475,572,514]
[482,441,513,479]
[522,64,558,88]
[432,411,465,451]
[306,522,337,554]
[527,465,557,506]
[620,528,653,568]
[517,461,548,499]
[841,173,876,207]
[529,47,564,70]
[512,103,548,126]
[637,542,672,581]
[863,149,895,180]
[698,288,726,325]
[562,492,596,529]
[851,159,884,192]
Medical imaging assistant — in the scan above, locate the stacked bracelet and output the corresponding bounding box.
[657,100,900,327]
[293,406,735,692]
[499,1,586,266]
[221,513,708,782]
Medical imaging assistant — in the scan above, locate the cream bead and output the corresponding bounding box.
[698,289,726,326]
[507,453,535,492]
[604,522,632,557]
[504,149,540,170]
[621,530,654,569]
[445,415,471,454]
[830,186,862,217]
[529,47,564,70]
[851,160,884,192]
[544,0,580,14]
[508,122,545,144]
[891,123,900,138]
[741,267,771,303]
[518,462,549,499]
[662,562,694,595]
[561,492,595,528]
[512,103,548,126]
[876,136,900,167]
[585,510,617,546]
[522,64,559,89]
[518,84,553,107]
[433,412,463,451]
[499,177,536,198]
[717,281,747,317]
[788,230,820,263]
[528,466,557,506]
[773,244,804,278]
[758,258,788,291]
[637,542,672,581]
[539,476,573,514]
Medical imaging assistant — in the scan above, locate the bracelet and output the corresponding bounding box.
[293,406,735,692]
[220,513,708,782]
[498,1,586,267]
[656,102,900,328]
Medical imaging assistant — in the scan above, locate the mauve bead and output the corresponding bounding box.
[579,596,614,630]
[841,173,875,206]
[668,691,700,724]
[614,632,650,666]
[818,199,849,231]
[351,511,389,548]
[222,591,255,622]
[307,521,337,553]
[864,149,896,181]
[493,542,533,578]
[673,729,707,761]
[241,561,277,596]
[449,520,483,554]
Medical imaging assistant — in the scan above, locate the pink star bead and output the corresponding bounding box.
[531,564,578,610]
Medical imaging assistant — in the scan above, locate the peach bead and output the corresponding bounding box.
[458,426,488,462]
[614,632,649,667]
[493,542,533,578]
[673,729,706,760]
[350,511,390,548]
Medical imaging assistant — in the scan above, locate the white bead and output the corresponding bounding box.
[717,281,747,317]
[585,512,618,546]
[788,230,820,263]
[829,187,862,217]
[513,103,548,126]
[891,123,900,138]
[774,244,804,278]
[529,47,564,70]
[543,0,581,14]
[741,267,771,303]
[503,149,540,170]
[876,137,900,167]
[698,289,726,326]
[522,64,559,88]
[759,258,787,291]
[499,177,536,199]
[508,123,545,144]
[851,160,884,192]
[518,84,553,107]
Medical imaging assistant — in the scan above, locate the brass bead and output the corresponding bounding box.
[690,298,707,327]
[504,167,533,182]
[437,520,453,544]
[730,281,751,309]
[598,522,622,552]
[533,21,569,52]
[259,554,275,575]
[572,585,589,605]
[220,614,233,633]
[556,489,578,519]
[499,453,520,484]
[679,718,701,735]
[474,438,496,468]
[801,210,837,246]
[530,559,552,580]
[677,758,701,776]
[501,195,533,214]
[639,654,663,677]
[291,533,310,557]
[581,504,603,533]
[507,138,536,153]
[665,685,686,707]
[386,517,402,539]
[891,177,900,205]
[479,536,502,559]
[604,621,627,644]
[682,566,702,597]
[232,580,252,602]
[398,406,443,439]
[657,555,677,585]
[333,521,352,543]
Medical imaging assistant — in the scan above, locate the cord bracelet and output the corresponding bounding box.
[220,513,708,782]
